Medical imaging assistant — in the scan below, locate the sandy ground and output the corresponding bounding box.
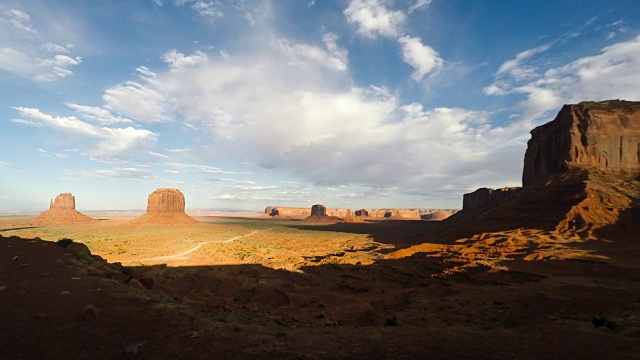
[1,208,640,359]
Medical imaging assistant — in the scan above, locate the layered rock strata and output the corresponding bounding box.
[523,100,640,186]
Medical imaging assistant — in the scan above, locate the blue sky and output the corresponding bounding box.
[1,0,639,211]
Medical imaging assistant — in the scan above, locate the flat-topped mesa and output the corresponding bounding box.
[462,187,521,210]
[50,193,76,209]
[147,188,186,213]
[353,208,422,220]
[130,188,197,226]
[310,204,328,216]
[327,208,354,219]
[264,206,311,219]
[523,100,640,187]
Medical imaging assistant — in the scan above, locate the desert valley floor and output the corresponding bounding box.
[1,209,640,359]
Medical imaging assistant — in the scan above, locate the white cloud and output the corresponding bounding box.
[398,35,443,81]
[0,8,83,82]
[486,35,640,121]
[2,9,36,33]
[42,43,72,53]
[344,0,406,39]
[408,0,432,14]
[103,81,170,122]
[0,47,82,81]
[12,107,157,159]
[66,103,133,125]
[97,39,525,200]
[192,1,223,18]
[148,151,171,160]
[163,49,209,70]
[276,33,348,72]
[495,44,550,80]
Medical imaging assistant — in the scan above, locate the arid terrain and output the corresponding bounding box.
[1,100,640,359]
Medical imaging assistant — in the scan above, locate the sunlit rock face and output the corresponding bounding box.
[146,188,186,213]
[264,206,311,219]
[38,193,97,225]
[523,100,640,187]
[130,188,198,226]
[50,193,76,209]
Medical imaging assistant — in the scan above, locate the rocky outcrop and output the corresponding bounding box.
[302,204,346,224]
[146,188,186,213]
[523,100,640,187]
[310,204,328,216]
[383,209,421,220]
[353,209,421,220]
[462,187,520,210]
[327,208,354,219]
[421,210,456,221]
[130,188,197,226]
[355,209,369,217]
[264,206,311,219]
[36,193,97,225]
[49,193,75,209]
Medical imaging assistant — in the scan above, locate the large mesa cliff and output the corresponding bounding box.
[451,100,640,235]
[523,100,640,187]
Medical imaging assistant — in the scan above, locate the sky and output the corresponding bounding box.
[1,0,639,212]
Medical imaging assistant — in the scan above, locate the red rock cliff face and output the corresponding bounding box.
[50,193,76,209]
[146,188,186,213]
[523,100,640,187]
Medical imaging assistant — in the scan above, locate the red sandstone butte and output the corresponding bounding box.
[130,188,198,226]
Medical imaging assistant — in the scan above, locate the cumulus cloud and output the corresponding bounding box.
[486,35,640,121]
[343,1,443,83]
[103,81,170,122]
[163,49,209,69]
[398,36,443,81]
[276,33,348,72]
[12,107,157,159]
[344,0,406,39]
[91,36,528,202]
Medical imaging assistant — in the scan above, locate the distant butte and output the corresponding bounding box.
[36,193,97,225]
[130,188,198,226]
